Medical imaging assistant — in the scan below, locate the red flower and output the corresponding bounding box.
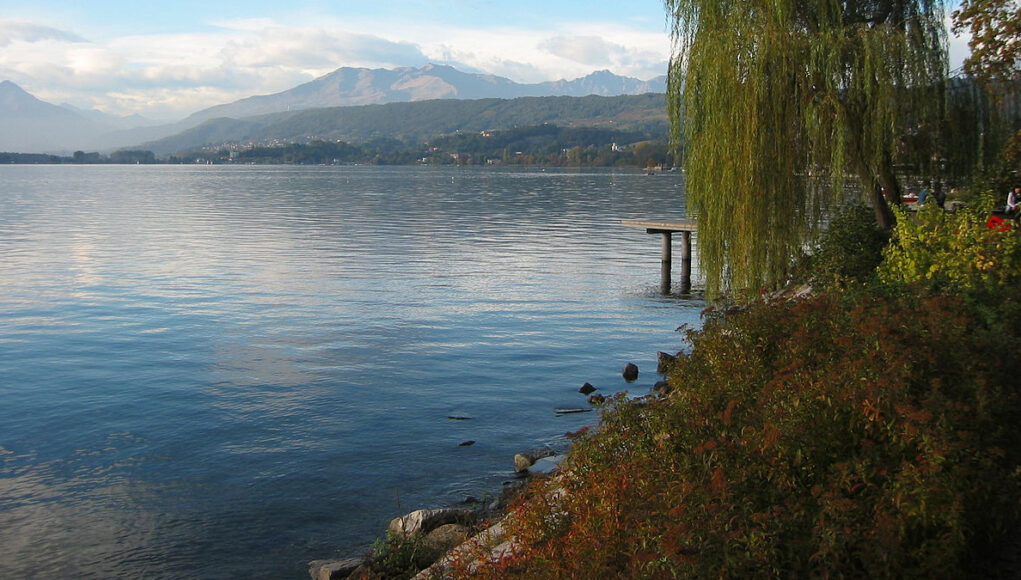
[986,215,1012,232]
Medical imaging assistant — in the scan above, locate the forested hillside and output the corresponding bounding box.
[143,94,669,155]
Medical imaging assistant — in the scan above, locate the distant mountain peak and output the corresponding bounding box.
[0,81,117,152]
[1,80,65,115]
[184,64,667,124]
[1,80,37,100]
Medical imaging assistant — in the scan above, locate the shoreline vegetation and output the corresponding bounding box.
[0,124,675,169]
[313,196,1021,579]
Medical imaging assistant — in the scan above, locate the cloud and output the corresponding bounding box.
[0,19,86,46]
[540,35,628,66]
[0,12,671,118]
[218,27,429,72]
[405,21,669,84]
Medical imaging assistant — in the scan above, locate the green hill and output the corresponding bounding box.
[143,94,669,155]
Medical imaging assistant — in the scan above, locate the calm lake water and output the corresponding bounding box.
[0,165,703,578]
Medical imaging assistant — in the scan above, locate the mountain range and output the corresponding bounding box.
[1,64,667,154]
[183,64,666,124]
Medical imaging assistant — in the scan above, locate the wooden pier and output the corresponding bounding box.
[621,220,697,294]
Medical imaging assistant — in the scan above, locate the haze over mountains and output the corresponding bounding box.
[0,81,128,153]
[1,64,667,154]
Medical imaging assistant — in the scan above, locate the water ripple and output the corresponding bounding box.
[0,165,701,578]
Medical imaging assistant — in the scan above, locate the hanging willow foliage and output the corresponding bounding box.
[666,0,948,298]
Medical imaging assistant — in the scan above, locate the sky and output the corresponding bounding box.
[0,1,972,120]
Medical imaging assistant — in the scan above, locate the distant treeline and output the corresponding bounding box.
[1,150,157,164]
[180,124,676,168]
[2,124,676,168]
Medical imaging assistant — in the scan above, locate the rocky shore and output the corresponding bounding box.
[307,446,564,580]
[308,356,679,580]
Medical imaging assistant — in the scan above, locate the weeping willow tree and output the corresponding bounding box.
[666,0,948,298]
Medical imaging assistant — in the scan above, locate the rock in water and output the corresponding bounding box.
[578,382,597,395]
[514,453,535,473]
[653,380,673,396]
[308,558,365,580]
[528,455,566,475]
[657,351,678,373]
[623,362,639,382]
[514,448,556,472]
[555,408,591,415]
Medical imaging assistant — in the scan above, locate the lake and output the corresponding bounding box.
[0,165,703,578]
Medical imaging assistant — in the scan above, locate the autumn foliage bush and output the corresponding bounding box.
[447,208,1021,579]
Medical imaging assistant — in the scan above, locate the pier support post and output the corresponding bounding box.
[623,220,697,295]
[660,231,672,294]
[680,231,691,293]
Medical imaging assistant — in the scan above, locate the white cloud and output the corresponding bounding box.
[106,86,250,119]
[540,35,627,66]
[208,17,279,32]
[405,21,669,83]
[0,19,86,46]
[0,13,671,118]
[218,27,428,72]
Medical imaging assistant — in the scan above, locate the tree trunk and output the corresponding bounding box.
[845,109,897,231]
[868,179,895,230]
[851,152,896,231]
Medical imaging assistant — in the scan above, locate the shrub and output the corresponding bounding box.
[453,288,1021,578]
[878,205,1021,307]
[364,531,438,579]
[796,203,889,287]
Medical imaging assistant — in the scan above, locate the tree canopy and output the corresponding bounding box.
[667,0,948,298]
[953,0,1021,85]
[952,0,1021,174]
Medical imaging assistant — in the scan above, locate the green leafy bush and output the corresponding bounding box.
[364,531,439,579]
[797,203,889,286]
[878,205,1021,305]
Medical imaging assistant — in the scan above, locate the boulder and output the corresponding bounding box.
[424,523,471,555]
[308,558,365,580]
[413,521,512,580]
[514,453,535,473]
[652,380,673,396]
[588,394,606,405]
[388,508,475,537]
[528,455,566,475]
[657,351,678,373]
[513,448,555,473]
[623,362,639,382]
[578,382,597,395]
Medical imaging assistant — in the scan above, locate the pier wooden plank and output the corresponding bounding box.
[620,219,698,233]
